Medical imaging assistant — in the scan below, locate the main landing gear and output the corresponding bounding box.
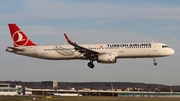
[153,57,157,66]
[87,60,94,69]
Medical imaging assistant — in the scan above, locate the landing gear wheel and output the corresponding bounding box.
[154,62,157,66]
[87,62,94,69]
[153,57,157,66]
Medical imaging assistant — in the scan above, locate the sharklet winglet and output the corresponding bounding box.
[64,33,71,43]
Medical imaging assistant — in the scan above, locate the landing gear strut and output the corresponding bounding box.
[153,57,157,66]
[87,60,94,69]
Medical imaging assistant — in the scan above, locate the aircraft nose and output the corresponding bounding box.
[170,48,175,55]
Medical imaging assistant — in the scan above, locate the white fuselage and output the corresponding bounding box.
[7,42,174,60]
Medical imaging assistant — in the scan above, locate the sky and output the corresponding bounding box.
[0,0,180,86]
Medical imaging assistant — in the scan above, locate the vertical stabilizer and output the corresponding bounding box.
[8,24,36,47]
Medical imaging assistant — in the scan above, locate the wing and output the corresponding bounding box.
[64,33,99,58]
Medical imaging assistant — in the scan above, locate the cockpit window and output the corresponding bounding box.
[162,45,169,48]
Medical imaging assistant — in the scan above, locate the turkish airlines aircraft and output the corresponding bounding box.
[6,24,175,68]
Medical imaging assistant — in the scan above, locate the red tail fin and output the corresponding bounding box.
[8,24,36,47]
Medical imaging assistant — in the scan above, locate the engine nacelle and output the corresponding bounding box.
[97,53,117,64]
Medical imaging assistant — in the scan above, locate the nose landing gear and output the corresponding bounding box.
[153,57,157,66]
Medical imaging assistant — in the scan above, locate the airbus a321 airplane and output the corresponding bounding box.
[6,24,175,69]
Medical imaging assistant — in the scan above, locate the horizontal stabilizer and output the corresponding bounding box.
[6,47,24,52]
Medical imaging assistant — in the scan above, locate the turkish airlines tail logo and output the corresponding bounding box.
[8,24,36,47]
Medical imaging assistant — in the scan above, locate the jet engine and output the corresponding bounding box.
[97,53,117,64]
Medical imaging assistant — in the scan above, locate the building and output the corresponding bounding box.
[24,87,119,96]
[0,83,22,96]
[23,87,180,97]
[42,81,58,89]
[118,91,180,97]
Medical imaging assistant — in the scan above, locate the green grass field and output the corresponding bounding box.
[0,96,179,101]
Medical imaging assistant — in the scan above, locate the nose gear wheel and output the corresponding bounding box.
[153,57,157,66]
